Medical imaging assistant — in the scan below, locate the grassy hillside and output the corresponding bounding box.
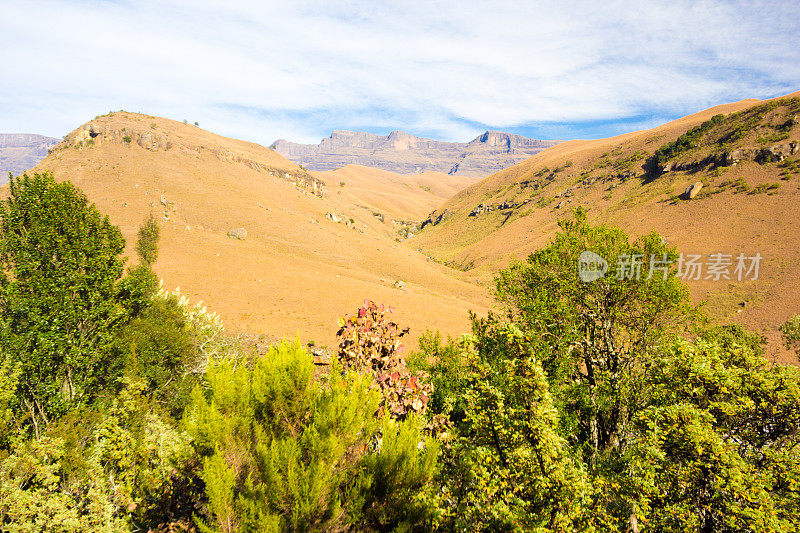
[415,92,800,362]
[314,164,480,223]
[20,111,490,348]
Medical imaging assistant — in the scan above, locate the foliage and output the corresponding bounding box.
[360,416,440,530]
[135,214,160,267]
[0,379,196,532]
[112,293,201,418]
[0,172,128,436]
[91,377,198,530]
[0,436,126,532]
[654,113,724,165]
[420,209,800,531]
[408,330,470,426]
[186,340,438,532]
[118,215,162,321]
[631,336,800,531]
[337,301,432,420]
[780,314,800,357]
[433,317,590,531]
[495,207,695,462]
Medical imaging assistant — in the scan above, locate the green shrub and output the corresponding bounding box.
[112,294,200,418]
[430,317,590,531]
[654,113,725,165]
[0,436,126,532]
[780,315,800,357]
[186,340,438,532]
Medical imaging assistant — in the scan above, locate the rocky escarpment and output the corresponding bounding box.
[51,120,326,198]
[660,142,800,173]
[272,130,559,177]
[0,133,60,179]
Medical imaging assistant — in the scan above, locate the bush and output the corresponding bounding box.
[186,340,438,532]
[0,379,197,532]
[0,435,126,532]
[337,301,432,420]
[112,293,200,418]
[431,317,589,531]
[419,208,800,530]
[780,315,800,357]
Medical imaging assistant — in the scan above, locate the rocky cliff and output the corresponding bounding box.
[0,133,60,180]
[272,130,559,177]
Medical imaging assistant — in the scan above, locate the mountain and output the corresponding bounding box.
[19,112,490,348]
[272,130,559,176]
[0,133,59,180]
[414,92,800,363]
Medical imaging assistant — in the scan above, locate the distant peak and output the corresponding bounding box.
[388,130,413,140]
[473,130,512,147]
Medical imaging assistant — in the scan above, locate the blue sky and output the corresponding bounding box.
[1,0,798,145]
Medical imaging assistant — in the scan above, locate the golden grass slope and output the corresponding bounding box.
[315,164,481,221]
[20,112,490,349]
[415,92,800,363]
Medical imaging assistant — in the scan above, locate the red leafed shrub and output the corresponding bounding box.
[336,301,432,420]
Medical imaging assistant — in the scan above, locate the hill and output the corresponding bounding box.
[414,92,800,363]
[0,133,59,179]
[315,165,481,222]
[22,112,491,348]
[272,129,559,176]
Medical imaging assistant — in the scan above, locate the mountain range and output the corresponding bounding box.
[7,91,800,362]
[272,130,559,176]
[0,133,59,179]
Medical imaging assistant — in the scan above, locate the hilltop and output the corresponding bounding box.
[272,129,559,176]
[23,112,491,347]
[0,133,59,179]
[415,92,800,363]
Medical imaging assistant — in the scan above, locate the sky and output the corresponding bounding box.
[1,0,798,146]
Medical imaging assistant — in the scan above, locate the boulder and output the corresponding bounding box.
[228,228,247,240]
[682,181,703,200]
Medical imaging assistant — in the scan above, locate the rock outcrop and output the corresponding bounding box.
[272,130,559,177]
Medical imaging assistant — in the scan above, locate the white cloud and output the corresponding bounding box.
[0,0,797,144]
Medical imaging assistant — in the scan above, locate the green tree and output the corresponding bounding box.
[0,172,128,436]
[118,214,161,319]
[112,293,200,418]
[135,213,160,267]
[441,208,800,531]
[494,207,695,462]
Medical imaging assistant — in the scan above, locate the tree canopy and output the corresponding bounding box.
[0,172,128,435]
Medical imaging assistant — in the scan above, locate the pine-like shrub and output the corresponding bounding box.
[186,340,438,532]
